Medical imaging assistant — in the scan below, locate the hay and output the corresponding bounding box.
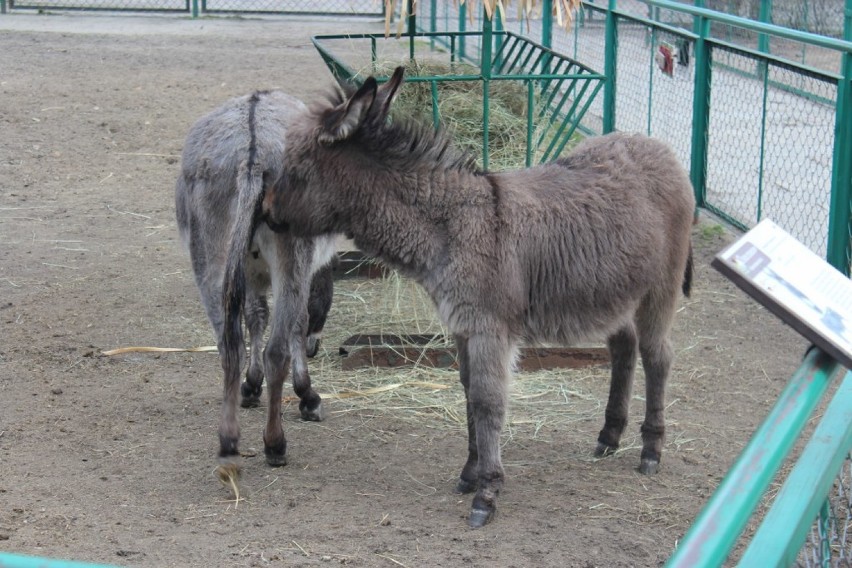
[306,274,611,436]
[361,58,583,170]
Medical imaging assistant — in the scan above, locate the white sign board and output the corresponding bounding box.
[712,219,852,369]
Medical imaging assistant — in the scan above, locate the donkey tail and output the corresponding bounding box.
[220,160,266,377]
[682,242,694,298]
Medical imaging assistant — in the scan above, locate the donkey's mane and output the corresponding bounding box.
[317,83,481,175]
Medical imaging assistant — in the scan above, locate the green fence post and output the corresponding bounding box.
[427,0,436,49]
[826,0,852,274]
[689,14,711,211]
[541,0,553,76]
[757,0,772,55]
[692,0,704,35]
[602,0,618,133]
[191,0,198,18]
[481,13,493,170]
[458,1,467,61]
[407,0,416,61]
[1,0,6,14]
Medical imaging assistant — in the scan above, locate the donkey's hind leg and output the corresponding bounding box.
[634,288,680,475]
[596,322,638,457]
[240,255,270,408]
[305,262,335,358]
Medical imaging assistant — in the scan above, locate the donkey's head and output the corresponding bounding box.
[262,66,406,237]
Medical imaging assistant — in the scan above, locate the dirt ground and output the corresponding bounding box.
[0,13,817,568]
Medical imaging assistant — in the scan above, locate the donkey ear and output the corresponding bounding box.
[373,66,405,118]
[319,77,378,144]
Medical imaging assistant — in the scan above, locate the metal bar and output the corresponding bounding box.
[689,15,711,210]
[826,0,852,274]
[493,8,504,71]
[458,1,466,61]
[756,57,769,222]
[526,80,535,167]
[665,348,841,568]
[540,80,594,160]
[740,370,852,566]
[431,80,440,128]
[481,15,493,170]
[642,0,852,53]
[602,0,618,133]
[647,26,657,134]
[537,59,573,117]
[0,552,121,568]
[757,0,771,55]
[1,0,6,14]
[407,0,415,61]
[541,0,553,75]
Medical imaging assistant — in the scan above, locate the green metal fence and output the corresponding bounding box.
[0,0,384,16]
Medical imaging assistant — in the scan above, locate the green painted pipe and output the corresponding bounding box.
[666,348,840,567]
[0,552,121,568]
[740,369,852,566]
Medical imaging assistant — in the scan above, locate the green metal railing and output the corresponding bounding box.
[0,552,121,568]
[666,348,850,566]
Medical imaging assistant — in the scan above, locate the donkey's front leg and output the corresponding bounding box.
[464,333,514,528]
[453,335,479,495]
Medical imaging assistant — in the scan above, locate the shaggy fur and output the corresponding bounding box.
[262,68,695,527]
[175,90,337,468]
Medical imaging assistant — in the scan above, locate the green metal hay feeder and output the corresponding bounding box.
[312,15,605,170]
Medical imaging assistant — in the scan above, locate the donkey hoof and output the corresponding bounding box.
[594,441,618,457]
[468,506,496,528]
[240,381,262,408]
[264,441,288,467]
[306,336,321,358]
[265,453,288,467]
[639,458,660,475]
[299,400,325,422]
[454,478,478,495]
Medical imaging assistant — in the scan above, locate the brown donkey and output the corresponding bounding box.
[262,68,695,527]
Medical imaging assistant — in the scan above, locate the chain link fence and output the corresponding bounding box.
[706,44,837,256]
[3,0,385,16]
[619,0,847,74]
[798,455,852,567]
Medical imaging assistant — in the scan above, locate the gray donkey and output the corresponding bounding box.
[262,68,695,528]
[175,90,337,471]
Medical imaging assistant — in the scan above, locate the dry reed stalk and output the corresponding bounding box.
[382,0,583,36]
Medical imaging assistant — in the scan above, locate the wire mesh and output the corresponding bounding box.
[705,43,837,256]
[7,0,385,15]
[797,455,852,567]
[612,16,695,169]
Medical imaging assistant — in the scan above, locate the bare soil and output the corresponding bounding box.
[0,13,814,568]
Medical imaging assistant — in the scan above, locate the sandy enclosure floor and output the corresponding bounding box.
[0,12,819,568]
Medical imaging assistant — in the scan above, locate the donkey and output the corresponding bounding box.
[175,90,337,471]
[261,68,695,527]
